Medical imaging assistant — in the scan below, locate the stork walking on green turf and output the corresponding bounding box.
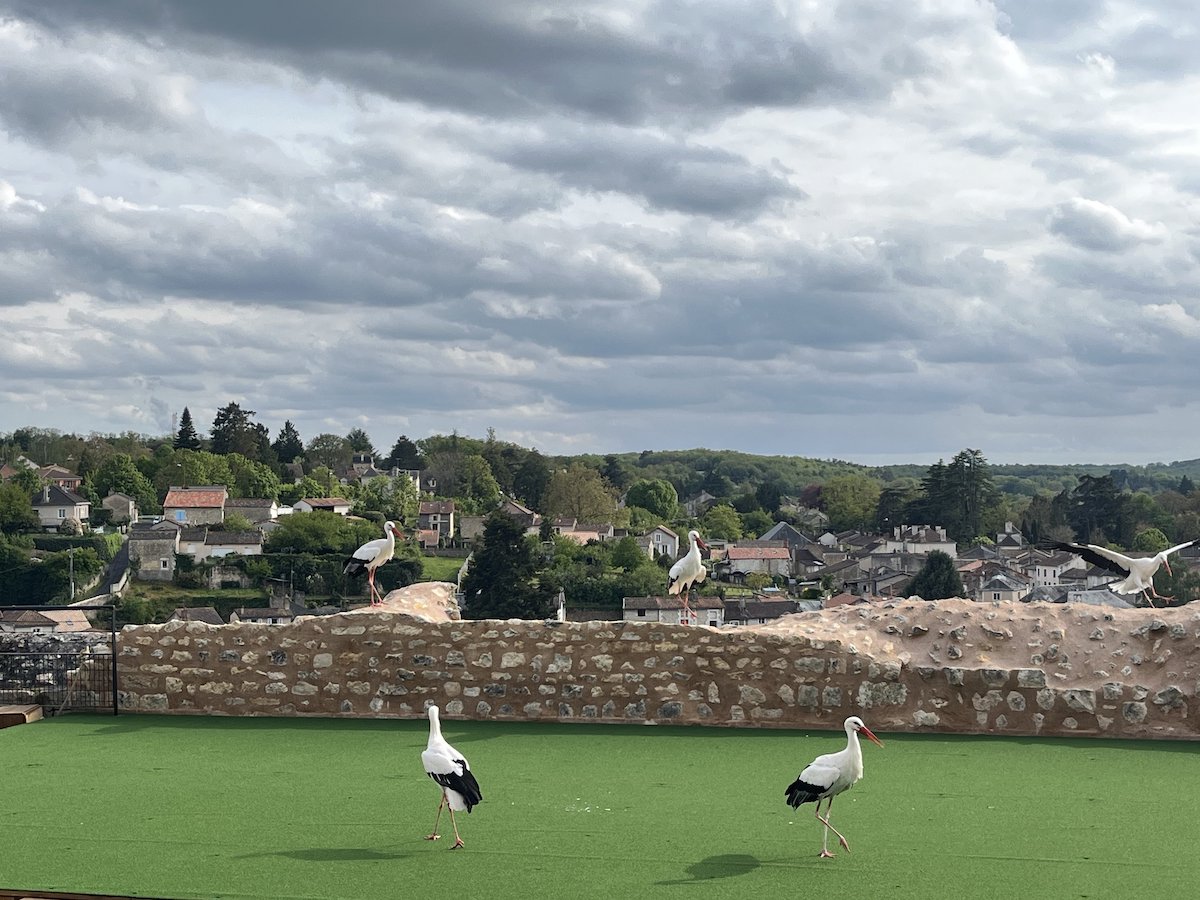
[785,716,884,858]
[422,704,483,849]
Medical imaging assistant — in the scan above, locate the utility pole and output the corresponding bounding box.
[68,547,75,602]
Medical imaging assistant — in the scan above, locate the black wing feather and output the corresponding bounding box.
[343,556,365,577]
[1046,541,1130,577]
[784,777,825,809]
[429,760,483,812]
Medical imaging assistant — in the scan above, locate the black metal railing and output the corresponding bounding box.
[0,605,118,715]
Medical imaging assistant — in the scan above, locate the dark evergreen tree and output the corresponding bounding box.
[272,420,304,463]
[1066,474,1130,545]
[905,550,965,600]
[513,449,551,508]
[1179,475,1195,496]
[346,427,377,457]
[385,435,424,470]
[209,402,260,458]
[173,407,202,451]
[600,454,633,492]
[461,510,556,619]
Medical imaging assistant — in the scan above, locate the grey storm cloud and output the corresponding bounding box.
[2,0,1200,465]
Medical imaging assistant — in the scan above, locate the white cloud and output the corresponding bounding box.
[2,1,1200,465]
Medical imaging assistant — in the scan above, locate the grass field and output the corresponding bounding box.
[3,714,1198,900]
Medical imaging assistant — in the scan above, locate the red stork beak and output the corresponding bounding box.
[697,537,709,551]
[859,725,884,748]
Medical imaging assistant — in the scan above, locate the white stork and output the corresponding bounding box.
[421,704,483,849]
[1049,539,1199,606]
[667,530,709,621]
[784,716,884,858]
[343,520,401,606]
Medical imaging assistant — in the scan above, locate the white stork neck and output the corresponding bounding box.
[427,707,443,742]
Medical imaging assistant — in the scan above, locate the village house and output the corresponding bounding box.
[223,497,279,524]
[621,596,725,627]
[100,491,138,525]
[31,484,91,531]
[718,542,793,582]
[163,485,228,526]
[127,522,181,581]
[637,525,679,561]
[418,500,456,544]
[37,464,83,492]
[292,497,351,515]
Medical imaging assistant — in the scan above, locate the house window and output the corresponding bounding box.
[58,508,67,518]
[992,592,1001,601]
[175,510,186,522]
[160,558,170,570]
[709,619,718,627]
[637,609,646,617]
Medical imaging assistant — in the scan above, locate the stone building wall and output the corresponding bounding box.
[107,608,1198,740]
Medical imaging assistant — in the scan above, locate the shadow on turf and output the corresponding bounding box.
[655,854,762,885]
[234,847,412,862]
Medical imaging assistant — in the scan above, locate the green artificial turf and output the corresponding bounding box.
[2,714,1198,900]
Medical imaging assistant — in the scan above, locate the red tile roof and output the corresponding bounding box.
[163,486,228,508]
[726,546,791,560]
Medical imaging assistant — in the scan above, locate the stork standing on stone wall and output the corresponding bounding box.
[343,520,401,606]
[668,529,709,622]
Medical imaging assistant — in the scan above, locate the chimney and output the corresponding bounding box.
[42,485,50,503]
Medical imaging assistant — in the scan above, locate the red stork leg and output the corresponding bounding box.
[425,793,445,841]
[815,796,850,857]
[447,805,465,849]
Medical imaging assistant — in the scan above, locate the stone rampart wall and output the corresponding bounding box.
[109,612,1195,739]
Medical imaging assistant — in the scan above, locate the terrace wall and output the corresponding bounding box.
[108,607,1198,739]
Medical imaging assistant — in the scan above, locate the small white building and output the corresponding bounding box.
[622,596,725,628]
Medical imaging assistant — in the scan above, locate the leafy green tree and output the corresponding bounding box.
[272,420,305,464]
[215,512,255,533]
[461,510,556,619]
[905,550,965,600]
[1131,528,1170,553]
[458,455,502,510]
[279,475,325,506]
[173,407,203,450]
[9,466,41,494]
[822,474,881,531]
[354,474,420,528]
[225,454,282,499]
[741,508,774,538]
[625,479,678,519]
[0,483,39,533]
[701,503,744,540]
[611,535,646,571]
[542,464,616,522]
[513,450,551,508]
[480,428,513,494]
[305,433,352,471]
[755,481,784,515]
[89,453,157,513]
[41,547,102,601]
[263,511,372,555]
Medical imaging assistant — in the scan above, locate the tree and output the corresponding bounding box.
[542,464,616,522]
[216,512,256,533]
[741,508,774,538]
[822,474,881,531]
[611,535,646,571]
[346,428,377,457]
[600,454,633,492]
[905,550,965,600]
[513,450,551,508]
[458,455,502,510]
[1131,528,1170,553]
[226,454,282,499]
[173,407,203,451]
[1178,476,1195,497]
[1066,474,1130,545]
[272,420,304,464]
[701,503,744,541]
[209,402,261,458]
[305,433,352,471]
[0,482,39,533]
[625,479,678,519]
[461,510,556,619]
[89,453,157,513]
[385,435,424,470]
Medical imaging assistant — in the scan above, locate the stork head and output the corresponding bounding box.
[689,530,709,551]
[845,715,884,748]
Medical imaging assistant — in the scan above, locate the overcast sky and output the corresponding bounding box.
[3,1,1200,467]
